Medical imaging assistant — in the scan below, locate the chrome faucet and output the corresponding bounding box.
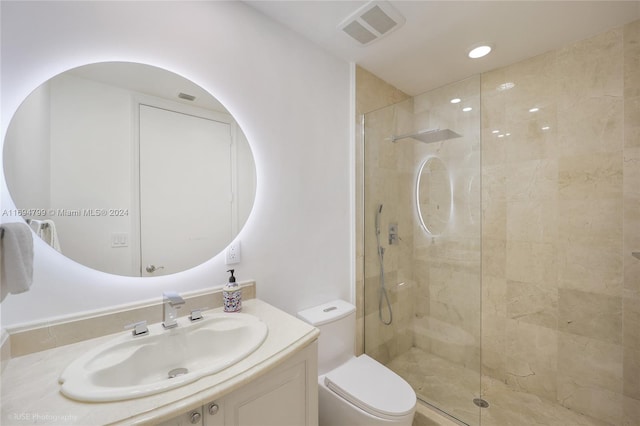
[162,291,185,329]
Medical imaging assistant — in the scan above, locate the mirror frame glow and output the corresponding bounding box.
[415,156,452,235]
[2,62,256,277]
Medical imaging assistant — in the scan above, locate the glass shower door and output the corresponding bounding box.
[363,75,482,425]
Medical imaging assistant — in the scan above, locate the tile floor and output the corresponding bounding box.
[388,347,611,426]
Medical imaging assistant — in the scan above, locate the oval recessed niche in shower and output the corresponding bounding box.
[416,156,451,235]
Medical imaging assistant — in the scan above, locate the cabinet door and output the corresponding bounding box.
[223,362,307,426]
[204,342,318,426]
[156,407,204,426]
[203,401,225,426]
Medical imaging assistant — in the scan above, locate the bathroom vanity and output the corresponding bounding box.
[157,343,315,426]
[0,298,319,425]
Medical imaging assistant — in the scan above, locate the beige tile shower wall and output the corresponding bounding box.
[355,67,410,356]
[623,18,640,426]
[359,74,483,374]
[410,76,482,373]
[362,100,417,364]
[481,19,640,425]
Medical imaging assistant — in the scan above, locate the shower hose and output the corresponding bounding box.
[375,204,393,325]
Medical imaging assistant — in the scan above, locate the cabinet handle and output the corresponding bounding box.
[208,403,219,415]
[190,411,201,424]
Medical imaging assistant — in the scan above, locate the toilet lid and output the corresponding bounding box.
[324,355,416,419]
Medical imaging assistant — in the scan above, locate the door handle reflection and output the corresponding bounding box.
[145,265,165,273]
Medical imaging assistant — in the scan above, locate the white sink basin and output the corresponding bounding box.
[58,312,268,402]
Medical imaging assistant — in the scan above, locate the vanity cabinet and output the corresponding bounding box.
[158,341,317,426]
[157,407,205,426]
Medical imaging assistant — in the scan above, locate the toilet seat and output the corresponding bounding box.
[324,355,416,421]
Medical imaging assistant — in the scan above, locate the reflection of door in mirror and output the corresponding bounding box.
[139,105,231,276]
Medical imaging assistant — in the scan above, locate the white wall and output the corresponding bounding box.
[49,73,134,276]
[0,1,352,326]
[3,83,51,212]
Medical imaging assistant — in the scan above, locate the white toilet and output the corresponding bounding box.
[298,300,416,426]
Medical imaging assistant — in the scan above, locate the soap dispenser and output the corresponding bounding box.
[223,269,242,312]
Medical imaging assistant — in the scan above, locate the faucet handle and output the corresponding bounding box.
[190,307,209,322]
[163,291,185,305]
[124,320,149,337]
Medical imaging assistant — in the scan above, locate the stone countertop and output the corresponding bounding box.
[0,299,319,425]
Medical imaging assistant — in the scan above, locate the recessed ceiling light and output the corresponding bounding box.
[462,107,472,112]
[541,126,551,131]
[450,98,461,104]
[468,45,492,59]
[529,107,540,113]
[492,130,500,134]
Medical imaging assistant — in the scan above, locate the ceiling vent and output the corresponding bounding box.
[339,1,405,46]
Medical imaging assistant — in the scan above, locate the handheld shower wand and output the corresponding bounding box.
[375,204,393,325]
[375,204,385,258]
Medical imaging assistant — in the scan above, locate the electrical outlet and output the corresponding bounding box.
[226,241,241,264]
[111,232,128,248]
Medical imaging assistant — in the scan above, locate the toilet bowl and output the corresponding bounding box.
[298,300,416,426]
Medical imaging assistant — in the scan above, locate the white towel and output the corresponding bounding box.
[1,222,34,302]
[40,219,61,252]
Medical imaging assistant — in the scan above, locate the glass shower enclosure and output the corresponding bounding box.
[363,75,482,425]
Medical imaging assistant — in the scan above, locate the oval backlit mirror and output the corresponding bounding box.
[3,62,256,277]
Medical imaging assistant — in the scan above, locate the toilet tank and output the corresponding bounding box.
[298,300,356,376]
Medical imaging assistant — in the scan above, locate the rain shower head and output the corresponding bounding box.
[392,128,461,144]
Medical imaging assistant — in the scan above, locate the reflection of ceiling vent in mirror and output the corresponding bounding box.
[178,92,196,101]
[339,1,405,46]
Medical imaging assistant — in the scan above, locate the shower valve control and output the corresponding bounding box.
[389,223,399,245]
